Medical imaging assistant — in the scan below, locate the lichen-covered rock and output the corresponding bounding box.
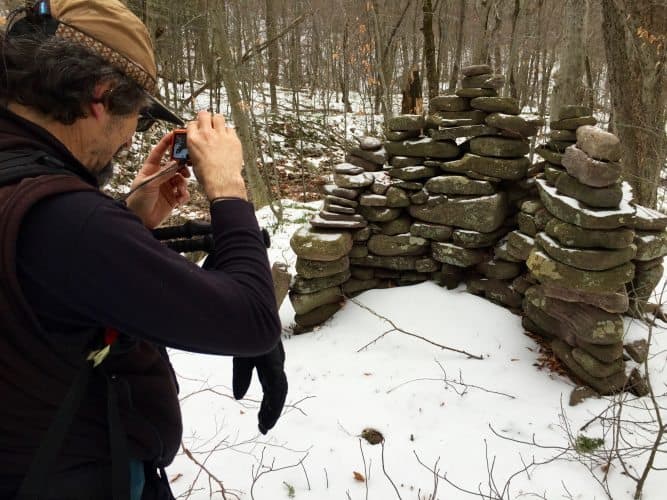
[527,249,635,293]
[440,153,529,180]
[358,206,402,222]
[427,110,487,126]
[310,215,367,230]
[453,227,507,248]
[535,232,636,271]
[431,242,487,267]
[541,282,629,314]
[359,194,388,206]
[470,136,529,158]
[357,136,383,151]
[461,64,491,76]
[429,95,471,111]
[625,339,649,363]
[557,105,592,120]
[381,215,412,235]
[627,262,664,316]
[576,338,624,363]
[296,256,350,279]
[572,348,625,377]
[555,173,623,208]
[409,193,508,232]
[506,230,535,260]
[576,125,622,162]
[385,186,411,208]
[290,286,343,315]
[429,125,498,141]
[290,225,353,261]
[390,156,422,167]
[384,137,459,159]
[349,244,368,258]
[536,146,563,166]
[544,218,634,249]
[485,113,538,138]
[550,116,597,130]
[425,175,495,196]
[476,259,522,280]
[416,257,440,273]
[551,340,627,395]
[350,254,418,270]
[633,231,667,261]
[291,270,352,294]
[411,222,453,241]
[385,130,420,141]
[387,114,425,131]
[561,145,621,188]
[348,146,388,165]
[368,234,430,257]
[536,179,635,230]
[334,172,375,189]
[468,278,523,309]
[387,166,438,180]
[323,184,359,200]
[628,205,667,231]
[334,162,364,175]
[470,97,520,115]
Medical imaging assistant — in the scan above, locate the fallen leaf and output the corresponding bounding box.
[353,471,365,481]
[511,358,519,361]
[170,473,183,483]
[363,372,373,376]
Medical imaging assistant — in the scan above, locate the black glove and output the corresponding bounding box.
[232,341,288,434]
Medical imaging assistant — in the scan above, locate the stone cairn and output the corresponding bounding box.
[287,67,667,397]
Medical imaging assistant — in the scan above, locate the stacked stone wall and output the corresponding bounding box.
[288,67,667,397]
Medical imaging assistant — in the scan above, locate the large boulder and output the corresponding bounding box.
[409,193,508,232]
[440,153,529,180]
[561,145,621,187]
[290,225,353,261]
[470,136,530,158]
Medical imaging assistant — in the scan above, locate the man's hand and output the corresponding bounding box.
[232,342,288,434]
[126,133,190,229]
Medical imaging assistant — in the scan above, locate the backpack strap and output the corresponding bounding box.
[0,148,73,187]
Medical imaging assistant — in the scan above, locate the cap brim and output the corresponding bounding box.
[144,94,184,126]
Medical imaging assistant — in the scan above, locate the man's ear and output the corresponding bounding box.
[89,82,113,119]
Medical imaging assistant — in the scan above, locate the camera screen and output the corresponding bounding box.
[172,133,189,160]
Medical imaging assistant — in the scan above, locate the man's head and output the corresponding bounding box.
[0,0,182,180]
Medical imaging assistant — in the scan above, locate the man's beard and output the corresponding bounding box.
[95,161,115,187]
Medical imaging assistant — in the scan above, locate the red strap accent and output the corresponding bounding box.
[104,327,119,346]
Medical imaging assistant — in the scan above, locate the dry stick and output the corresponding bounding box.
[359,439,369,500]
[181,443,235,500]
[301,461,311,490]
[380,441,403,500]
[250,448,309,500]
[350,298,484,360]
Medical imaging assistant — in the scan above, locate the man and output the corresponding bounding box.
[0,1,287,499]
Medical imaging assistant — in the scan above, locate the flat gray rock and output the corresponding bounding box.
[296,256,350,279]
[368,234,430,257]
[325,193,359,207]
[334,172,375,189]
[387,115,425,131]
[290,225,353,261]
[358,205,402,222]
[323,184,359,200]
[470,136,530,158]
[455,88,498,98]
[485,113,538,138]
[429,95,471,112]
[334,162,364,175]
[389,155,423,167]
[290,286,343,315]
[541,282,629,314]
[431,242,487,267]
[471,97,520,115]
[427,110,487,126]
[411,222,453,242]
[359,194,388,207]
[561,145,621,187]
[461,64,491,76]
[385,130,420,141]
[357,136,383,151]
[440,153,529,180]
[544,218,634,249]
[536,232,636,271]
[555,173,623,208]
[550,115,597,130]
[387,165,439,180]
[428,125,498,141]
[453,227,507,249]
[634,230,667,261]
[409,192,508,233]
[310,215,367,230]
[384,137,459,159]
[348,146,387,165]
[557,105,592,120]
[425,175,495,196]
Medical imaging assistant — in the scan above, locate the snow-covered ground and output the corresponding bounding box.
[166,202,667,500]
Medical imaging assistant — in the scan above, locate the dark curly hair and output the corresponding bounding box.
[0,30,149,124]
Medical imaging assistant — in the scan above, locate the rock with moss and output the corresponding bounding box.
[535,232,636,271]
[411,222,453,242]
[544,218,634,249]
[409,192,508,232]
[470,136,529,158]
[296,256,350,279]
[431,242,487,267]
[289,286,343,315]
[440,153,529,180]
[561,145,621,188]
[292,270,352,294]
[368,234,430,257]
[555,173,623,208]
[384,137,459,159]
[290,225,353,261]
[425,175,495,196]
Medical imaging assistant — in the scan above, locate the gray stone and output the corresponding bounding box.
[387,115,425,131]
[352,227,372,242]
[429,95,471,112]
[517,212,538,236]
[295,302,342,328]
[470,136,530,158]
[576,125,622,162]
[342,278,381,296]
[570,386,599,406]
[485,113,538,138]
[476,259,522,280]
[557,105,592,120]
[290,286,343,315]
[431,242,487,267]
[350,254,418,270]
[541,282,629,314]
[387,165,439,180]
[410,189,429,204]
[550,129,577,141]
[325,194,359,208]
[572,348,625,377]
[536,179,635,230]
[386,186,411,207]
[455,88,498,98]
[506,231,535,260]
[536,146,563,166]
[628,263,664,316]
[310,215,367,230]
[357,136,383,151]
[334,172,375,189]
[634,231,667,261]
[561,145,621,188]
[428,125,498,141]
[427,110,487,126]
[411,222,453,242]
[461,64,491,76]
[391,179,424,190]
[625,339,649,363]
[576,338,624,363]
[536,232,636,271]
[550,116,597,130]
[453,227,507,248]
[359,194,388,207]
[627,368,649,397]
[468,278,523,309]
[348,146,388,165]
[323,185,359,201]
[384,137,459,159]
[416,257,440,273]
[461,74,505,89]
[521,200,545,215]
[409,192,508,232]
[385,130,420,141]
[551,340,627,395]
[296,256,350,279]
[527,249,635,293]
[368,234,430,256]
[381,215,413,235]
[544,218,634,249]
[481,74,505,89]
[346,154,383,172]
[349,244,368,258]
[322,202,356,215]
[471,97,520,115]
[334,162,364,175]
[290,225,353,261]
[292,270,352,294]
[358,206,402,222]
[371,172,392,195]
[629,205,667,231]
[495,239,524,263]
[555,173,623,208]
[389,156,422,167]
[425,175,495,196]
[440,153,529,180]
[319,211,366,223]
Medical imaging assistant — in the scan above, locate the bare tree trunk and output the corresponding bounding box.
[506,0,522,99]
[550,0,586,121]
[448,0,466,91]
[265,0,279,113]
[212,2,272,208]
[472,0,493,65]
[422,0,439,99]
[601,0,667,209]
